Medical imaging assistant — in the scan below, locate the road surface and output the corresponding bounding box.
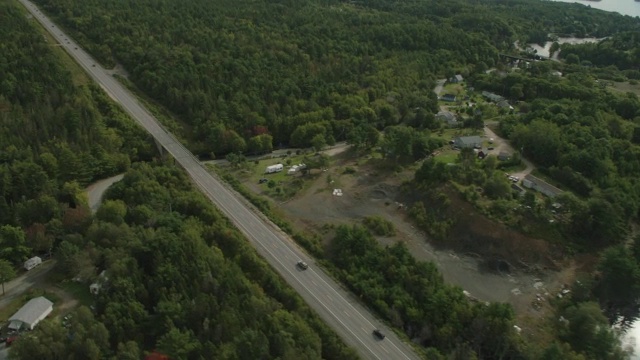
[0,261,56,310]
[85,174,124,213]
[483,122,534,179]
[19,2,422,359]
[433,79,446,96]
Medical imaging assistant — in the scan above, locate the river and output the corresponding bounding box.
[549,0,640,18]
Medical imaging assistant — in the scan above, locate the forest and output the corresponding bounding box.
[32,0,639,158]
[1,2,355,358]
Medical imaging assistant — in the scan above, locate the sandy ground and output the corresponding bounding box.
[237,148,574,336]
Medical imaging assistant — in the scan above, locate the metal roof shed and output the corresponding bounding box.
[8,296,53,330]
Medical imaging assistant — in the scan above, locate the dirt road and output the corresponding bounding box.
[86,174,124,213]
[433,79,446,96]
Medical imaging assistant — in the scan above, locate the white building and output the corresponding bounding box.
[265,164,283,174]
[90,270,108,295]
[8,296,53,331]
[24,256,42,271]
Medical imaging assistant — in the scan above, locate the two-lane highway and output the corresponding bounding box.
[19,1,423,358]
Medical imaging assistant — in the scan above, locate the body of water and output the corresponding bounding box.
[550,0,640,18]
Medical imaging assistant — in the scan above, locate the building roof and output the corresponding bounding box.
[497,100,513,109]
[436,111,456,122]
[524,174,563,196]
[481,91,504,103]
[9,297,53,326]
[455,136,482,146]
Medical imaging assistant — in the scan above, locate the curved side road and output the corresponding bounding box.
[19,1,423,359]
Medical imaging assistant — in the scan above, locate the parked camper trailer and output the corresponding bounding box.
[265,164,284,174]
[24,256,42,271]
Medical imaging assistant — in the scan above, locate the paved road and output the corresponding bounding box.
[85,174,124,213]
[19,2,422,359]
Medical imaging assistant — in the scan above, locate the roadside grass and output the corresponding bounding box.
[0,297,24,322]
[499,162,527,173]
[434,150,458,164]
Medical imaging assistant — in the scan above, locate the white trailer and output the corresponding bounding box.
[24,256,42,271]
[265,164,284,174]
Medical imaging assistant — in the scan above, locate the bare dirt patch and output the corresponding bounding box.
[240,150,575,338]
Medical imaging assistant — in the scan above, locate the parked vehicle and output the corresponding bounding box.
[6,336,18,346]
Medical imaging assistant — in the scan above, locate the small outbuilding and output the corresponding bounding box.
[8,296,53,331]
[24,256,42,271]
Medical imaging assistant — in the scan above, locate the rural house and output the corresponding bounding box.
[522,174,563,198]
[440,94,457,102]
[481,91,504,103]
[453,136,482,149]
[8,296,53,331]
[435,111,458,127]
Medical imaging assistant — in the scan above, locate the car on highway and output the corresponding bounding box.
[296,260,308,270]
[373,329,385,340]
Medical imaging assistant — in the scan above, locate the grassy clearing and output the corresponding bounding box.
[59,281,93,306]
[608,81,640,96]
[434,150,459,164]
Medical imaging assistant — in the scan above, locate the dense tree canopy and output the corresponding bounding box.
[31,0,638,158]
[0,2,153,265]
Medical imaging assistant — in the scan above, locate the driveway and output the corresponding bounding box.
[86,174,124,213]
[483,122,534,179]
[433,78,446,96]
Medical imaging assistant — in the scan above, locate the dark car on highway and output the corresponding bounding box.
[373,329,385,340]
[296,261,308,270]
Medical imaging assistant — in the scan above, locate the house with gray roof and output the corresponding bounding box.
[481,91,504,103]
[440,94,457,102]
[435,111,458,127]
[8,296,53,330]
[522,174,563,198]
[453,136,482,149]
